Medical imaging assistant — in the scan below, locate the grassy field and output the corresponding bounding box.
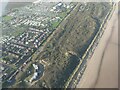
[3,16,13,21]
[32,2,112,88]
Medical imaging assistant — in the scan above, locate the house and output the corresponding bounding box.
[29,72,38,83]
[33,64,38,70]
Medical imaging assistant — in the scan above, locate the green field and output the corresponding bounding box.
[3,16,13,21]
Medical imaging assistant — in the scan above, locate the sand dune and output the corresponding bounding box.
[77,3,118,88]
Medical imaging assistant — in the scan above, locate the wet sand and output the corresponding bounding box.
[77,3,118,88]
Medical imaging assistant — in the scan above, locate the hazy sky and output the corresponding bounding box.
[0,0,9,16]
[0,0,36,16]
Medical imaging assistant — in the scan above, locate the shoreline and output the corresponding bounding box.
[65,3,115,88]
[77,3,118,88]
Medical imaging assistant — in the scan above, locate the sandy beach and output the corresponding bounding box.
[77,3,118,88]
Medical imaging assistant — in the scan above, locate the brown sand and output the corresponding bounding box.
[77,3,118,88]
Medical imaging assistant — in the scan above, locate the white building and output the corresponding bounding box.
[33,64,38,70]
